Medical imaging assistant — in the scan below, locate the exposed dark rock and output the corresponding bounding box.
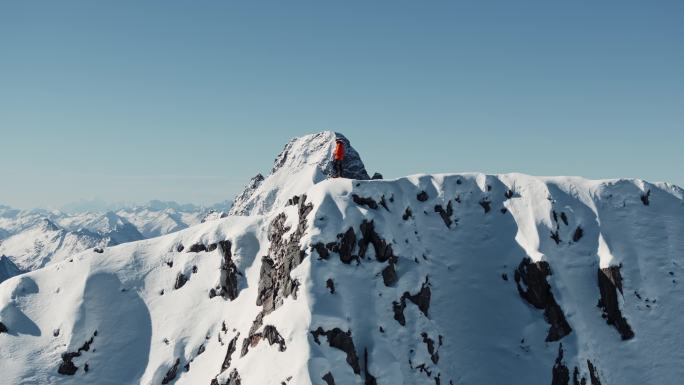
[207,243,218,252]
[221,334,239,373]
[405,278,431,317]
[371,172,383,180]
[640,190,650,206]
[379,195,389,211]
[58,353,79,375]
[403,207,413,220]
[161,358,181,384]
[57,331,97,375]
[241,324,287,357]
[514,258,572,341]
[572,226,584,242]
[256,195,313,315]
[573,367,587,385]
[550,231,561,245]
[326,278,336,294]
[338,228,358,264]
[262,325,287,352]
[311,327,361,374]
[176,244,184,252]
[416,363,432,377]
[287,195,300,206]
[597,266,634,340]
[93,247,103,254]
[218,240,241,301]
[393,278,431,325]
[560,212,569,226]
[434,201,454,228]
[393,300,407,326]
[0,322,7,334]
[174,272,188,289]
[479,198,491,213]
[312,243,330,260]
[551,344,570,385]
[421,332,439,364]
[227,369,241,385]
[382,263,398,287]
[586,360,602,385]
[505,189,514,199]
[358,220,395,263]
[417,191,429,202]
[322,372,336,385]
[188,243,208,253]
[352,194,378,210]
[502,273,508,281]
[364,348,377,385]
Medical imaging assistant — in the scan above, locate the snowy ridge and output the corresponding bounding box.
[1,168,683,384]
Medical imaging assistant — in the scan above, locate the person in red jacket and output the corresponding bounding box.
[333,139,345,178]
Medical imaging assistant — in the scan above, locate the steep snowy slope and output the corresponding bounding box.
[1,171,683,385]
[0,255,22,283]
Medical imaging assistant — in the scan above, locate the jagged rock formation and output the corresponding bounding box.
[514,258,572,342]
[1,133,683,385]
[597,266,635,340]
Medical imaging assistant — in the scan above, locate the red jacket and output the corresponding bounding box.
[334,141,345,161]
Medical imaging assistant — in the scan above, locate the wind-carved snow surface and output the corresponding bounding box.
[1,133,684,385]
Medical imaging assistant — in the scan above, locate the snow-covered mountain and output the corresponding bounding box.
[1,132,683,385]
[0,201,230,274]
[229,131,370,216]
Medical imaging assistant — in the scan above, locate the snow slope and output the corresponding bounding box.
[1,133,683,385]
[0,255,22,284]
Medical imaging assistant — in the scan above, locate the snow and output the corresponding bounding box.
[1,133,683,384]
[229,131,369,216]
[0,201,228,272]
[1,168,682,384]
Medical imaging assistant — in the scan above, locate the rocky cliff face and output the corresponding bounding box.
[1,134,683,385]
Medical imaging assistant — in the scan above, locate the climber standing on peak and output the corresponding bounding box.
[332,138,345,178]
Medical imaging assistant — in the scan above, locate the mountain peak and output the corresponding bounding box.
[229,131,369,216]
[270,131,369,180]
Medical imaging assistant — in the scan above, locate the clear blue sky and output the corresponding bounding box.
[1,0,682,209]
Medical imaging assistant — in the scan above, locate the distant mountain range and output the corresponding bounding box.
[0,200,231,277]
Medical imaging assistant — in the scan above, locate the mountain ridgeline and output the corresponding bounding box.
[0,131,683,385]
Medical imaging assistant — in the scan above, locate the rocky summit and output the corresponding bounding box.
[1,132,683,385]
